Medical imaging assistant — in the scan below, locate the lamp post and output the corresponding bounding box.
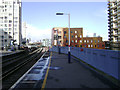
[56,13,71,63]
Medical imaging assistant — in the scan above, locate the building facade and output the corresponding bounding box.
[52,27,105,49]
[42,39,51,47]
[22,22,26,44]
[82,37,105,49]
[52,27,83,47]
[0,0,22,50]
[108,0,120,50]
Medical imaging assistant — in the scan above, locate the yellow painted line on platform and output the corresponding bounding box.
[41,52,52,90]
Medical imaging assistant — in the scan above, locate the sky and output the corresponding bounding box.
[22,1,108,42]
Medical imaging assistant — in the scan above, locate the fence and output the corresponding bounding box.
[50,46,120,80]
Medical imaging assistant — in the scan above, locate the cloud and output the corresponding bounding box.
[26,24,51,42]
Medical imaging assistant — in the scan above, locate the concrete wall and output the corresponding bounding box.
[50,46,120,80]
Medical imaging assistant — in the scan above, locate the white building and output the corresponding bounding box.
[0,0,22,50]
[108,0,120,50]
[42,39,51,47]
[22,22,27,44]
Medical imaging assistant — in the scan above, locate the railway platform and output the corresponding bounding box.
[10,51,119,89]
[43,52,118,88]
[0,50,23,57]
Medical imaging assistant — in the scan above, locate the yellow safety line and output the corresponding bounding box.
[41,52,52,90]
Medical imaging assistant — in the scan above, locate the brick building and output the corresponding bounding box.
[52,27,105,49]
[82,37,105,49]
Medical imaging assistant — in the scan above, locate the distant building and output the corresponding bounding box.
[22,22,27,44]
[108,0,120,50]
[0,0,22,50]
[104,41,110,50]
[52,27,105,49]
[52,27,83,47]
[0,30,12,50]
[93,33,96,37]
[42,39,51,47]
[82,37,105,49]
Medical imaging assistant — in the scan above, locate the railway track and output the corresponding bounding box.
[2,48,45,89]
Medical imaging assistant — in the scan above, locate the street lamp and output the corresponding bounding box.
[56,12,71,63]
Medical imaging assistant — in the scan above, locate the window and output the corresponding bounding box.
[15,32,18,34]
[5,39,7,42]
[95,40,96,43]
[75,31,77,33]
[91,40,93,43]
[5,24,7,27]
[4,32,7,34]
[85,45,86,47]
[14,24,17,27]
[9,24,11,27]
[98,40,99,43]
[5,9,7,12]
[9,36,12,38]
[98,45,99,47]
[91,45,93,47]
[54,35,57,40]
[87,40,89,43]
[75,40,77,43]
[95,45,96,47]
[0,17,3,19]
[71,31,73,33]
[75,45,77,47]
[5,28,7,31]
[84,40,86,43]
[75,35,77,38]
[4,20,7,23]
[80,40,82,43]
[64,31,66,34]
[9,20,12,23]
[102,45,104,47]
[15,21,18,23]
[9,5,12,8]
[58,36,61,39]
[88,45,90,47]
[1,36,4,39]
[72,35,73,38]
[5,16,7,19]
[80,35,82,38]
[66,40,68,43]
[80,45,82,47]
[64,36,66,38]
[9,28,12,30]
[14,17,18,19]
[72,40,74,43]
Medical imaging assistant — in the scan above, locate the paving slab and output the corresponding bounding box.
[45,52,118,88]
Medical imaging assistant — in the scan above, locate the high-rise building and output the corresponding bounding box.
[0,0,22,50]
[108,0,120,50]
[22,22,27,44]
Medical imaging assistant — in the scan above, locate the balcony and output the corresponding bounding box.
[109,38,113,41]
[118,10,120,13]
[112,19,117,23]
[111,12,117,16]
[111,6,117,9]
[113,33,118,37]
[108,32,112,34]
